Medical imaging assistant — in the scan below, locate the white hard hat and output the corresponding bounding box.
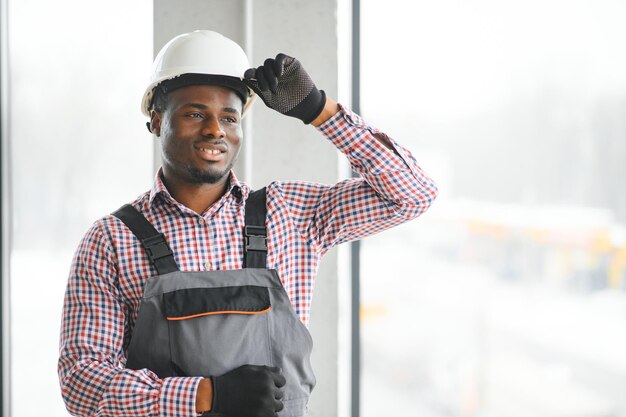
[141,30,255,116]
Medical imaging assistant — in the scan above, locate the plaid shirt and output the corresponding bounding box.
[58,105,438,417]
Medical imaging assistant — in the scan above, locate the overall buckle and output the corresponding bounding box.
[244,226,267,252]
[142,234,174,260]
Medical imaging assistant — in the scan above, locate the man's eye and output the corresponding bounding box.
[223,116,238,123]
[186,112,203,118]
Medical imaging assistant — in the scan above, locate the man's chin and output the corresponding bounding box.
[187,166,230,185]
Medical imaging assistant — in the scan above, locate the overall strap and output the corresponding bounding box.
[112,204,180,274]
[244,187,268,268]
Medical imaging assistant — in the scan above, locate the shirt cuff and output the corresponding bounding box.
[315,103,370,133]
[315,103,412,174]
[315,102,393,151]
[159,377,204,417]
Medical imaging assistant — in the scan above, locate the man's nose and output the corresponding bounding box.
[201,116,225,138]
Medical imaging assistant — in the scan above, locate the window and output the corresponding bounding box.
[360,1,626,415]
[7,1,152,415]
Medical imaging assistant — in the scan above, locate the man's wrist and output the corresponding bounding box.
[311,97,339,127]
[195,378,213,414]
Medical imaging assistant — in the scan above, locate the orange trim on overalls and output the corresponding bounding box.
[166,306,272,321]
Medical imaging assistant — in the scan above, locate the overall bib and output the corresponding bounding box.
[113,189,316,417]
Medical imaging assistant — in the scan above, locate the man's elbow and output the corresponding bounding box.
[397,183,439,220]
[58,361,100,417]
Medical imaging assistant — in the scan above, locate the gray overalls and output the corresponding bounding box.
[113,188,316,417]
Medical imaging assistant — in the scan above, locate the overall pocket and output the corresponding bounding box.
[164,285,273,377]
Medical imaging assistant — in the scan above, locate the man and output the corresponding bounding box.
[58,30,438,417]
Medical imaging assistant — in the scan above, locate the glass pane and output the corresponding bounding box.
[361,1,626,416]
[8,1,152,415]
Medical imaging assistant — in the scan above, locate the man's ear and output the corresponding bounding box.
[150,110,163,136]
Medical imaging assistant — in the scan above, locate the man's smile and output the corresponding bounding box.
[194,142,228,161]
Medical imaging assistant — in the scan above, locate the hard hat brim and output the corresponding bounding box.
[141,76,256,117]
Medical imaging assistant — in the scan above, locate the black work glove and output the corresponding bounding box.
[208,364,286,417]
[244,53,326,124]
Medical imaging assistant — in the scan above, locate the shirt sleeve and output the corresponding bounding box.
[58,221,204,417]
[279,104,439,255]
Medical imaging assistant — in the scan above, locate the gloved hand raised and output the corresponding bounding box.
[244,53,326,124]
[208,364,286,417]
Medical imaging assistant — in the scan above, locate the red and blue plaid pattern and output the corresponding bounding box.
[58,105,438,417]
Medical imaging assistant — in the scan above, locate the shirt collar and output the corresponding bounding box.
[149,168,245,207]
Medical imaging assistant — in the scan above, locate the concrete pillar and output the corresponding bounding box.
[153,1,342,416]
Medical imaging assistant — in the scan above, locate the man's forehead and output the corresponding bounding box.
[180,102,241,115]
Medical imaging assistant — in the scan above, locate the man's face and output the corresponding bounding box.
[152,84,243,186]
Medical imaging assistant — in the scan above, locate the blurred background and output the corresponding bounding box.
[2,0,626,416]
[360,1,626,417]
[4,1,153,416]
